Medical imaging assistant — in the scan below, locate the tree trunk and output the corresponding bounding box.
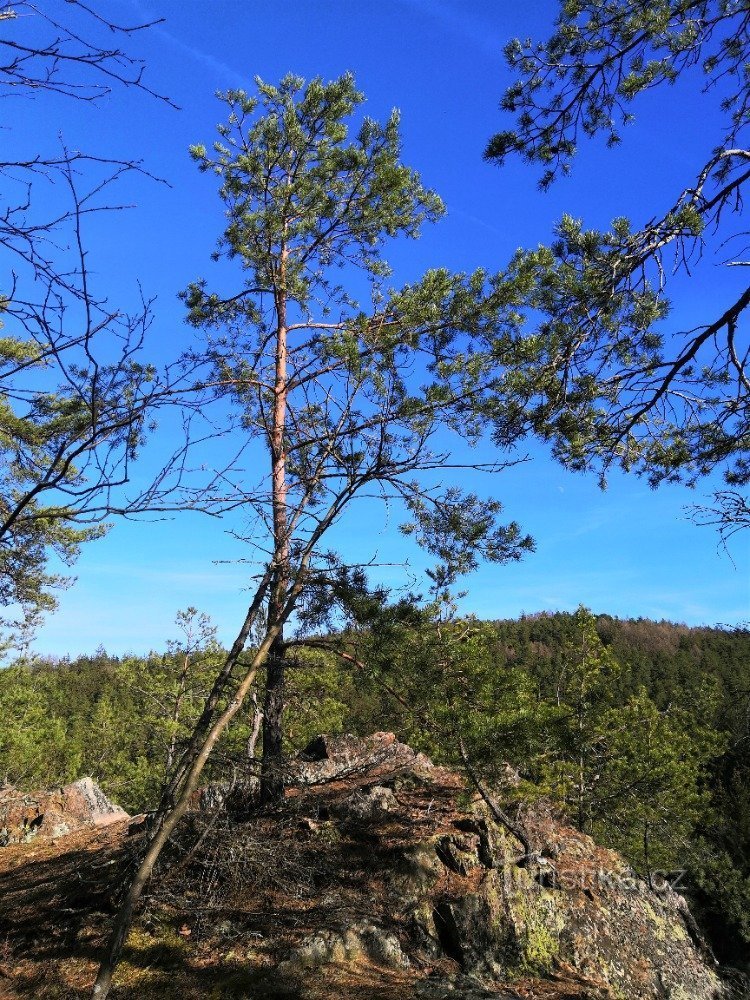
[246,692,263,760]
[90,597,282,999]
[260,255,290,805]
[644,820,653,889]
[165,651,190,774]
[260,635,285,803]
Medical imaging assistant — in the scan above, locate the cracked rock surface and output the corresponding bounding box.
[0,734,742,998]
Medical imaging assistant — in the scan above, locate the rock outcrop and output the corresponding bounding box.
[163,732,735,999]
[0,777,128,844]
[0,737,742,999]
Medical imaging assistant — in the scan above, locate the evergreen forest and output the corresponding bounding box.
[2,609,749,970]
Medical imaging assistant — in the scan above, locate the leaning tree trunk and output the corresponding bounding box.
[90,523,331,999]
[91,606,283,998]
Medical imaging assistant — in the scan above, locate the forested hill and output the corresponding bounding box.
[494,613,750,970]
[2,611,749,967]
[492,612,750,709]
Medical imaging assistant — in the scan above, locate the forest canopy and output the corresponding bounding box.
[3,611,749,965]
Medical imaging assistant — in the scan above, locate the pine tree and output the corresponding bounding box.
[487,0,750,532]
[92,73,540,995]
[542,607,622,833]
[594,689,722,882]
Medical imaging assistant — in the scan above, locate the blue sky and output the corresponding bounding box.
[16,0,750,655]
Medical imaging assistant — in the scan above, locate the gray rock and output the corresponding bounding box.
[332,784,398,821]
[279,922,409,975]
[291,731,424,785]
[357,923,410,969]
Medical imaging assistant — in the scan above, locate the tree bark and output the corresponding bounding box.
[260,636,285,803]
[165,651,190,774]
[246,692,263,760]
[91,605,282,998]
[260,248,290,805]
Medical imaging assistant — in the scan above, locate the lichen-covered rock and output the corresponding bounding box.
[1,735,738,999]
[278,922,409,976]
[415,796,728,997]
[331,784,398,821]
[0,777,128,845]
[276,735,731,998]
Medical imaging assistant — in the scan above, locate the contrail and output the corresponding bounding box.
[127,0,248,89]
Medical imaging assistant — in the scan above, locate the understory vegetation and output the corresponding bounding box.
[1,608,748,968]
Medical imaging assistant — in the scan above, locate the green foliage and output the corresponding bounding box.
[2,606,748,963]
[0,611,234,811]
[357,615,553,773]
[186,73,444,310]
[487,0,750,519]
[0,665,77,787]
[281,647,354,749]
[533,607,626,832]
[0,316,167,646]
[367,605,722,887]
[592,689,723,877]
[489,1,749,184]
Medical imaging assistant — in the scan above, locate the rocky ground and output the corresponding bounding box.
[0,734,744,999]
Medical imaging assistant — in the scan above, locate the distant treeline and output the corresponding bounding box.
[1,610,748,967]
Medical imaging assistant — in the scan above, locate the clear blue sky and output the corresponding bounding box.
[18,0,750,656]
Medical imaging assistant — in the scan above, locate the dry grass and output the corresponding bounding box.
[0,754,619,999]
